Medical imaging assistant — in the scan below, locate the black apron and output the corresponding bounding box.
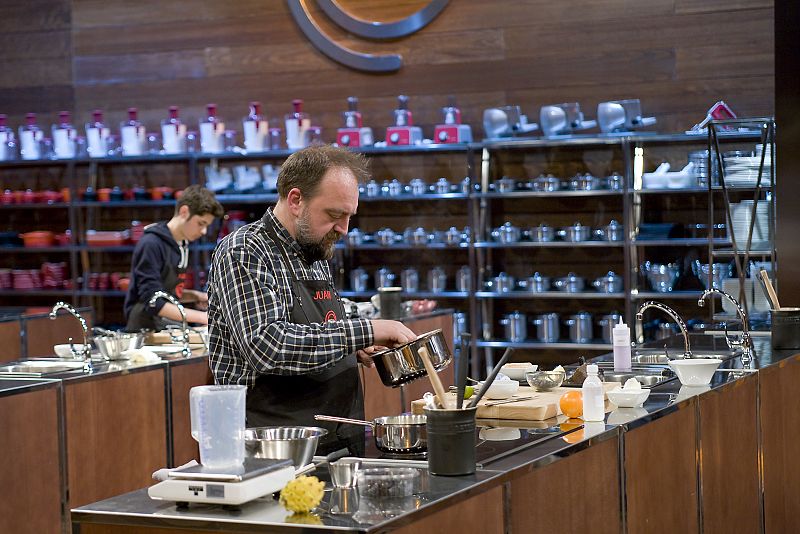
[247,226,365,456]
[126,261,186,332]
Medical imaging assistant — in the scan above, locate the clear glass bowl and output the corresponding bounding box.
[525,370,566,391]
[356,467,419,498]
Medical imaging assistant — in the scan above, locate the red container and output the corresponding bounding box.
[20,231,55,248]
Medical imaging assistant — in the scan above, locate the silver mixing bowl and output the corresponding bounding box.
[244,426,328,467]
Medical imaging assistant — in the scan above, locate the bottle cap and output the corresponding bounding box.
[169,106,179,118]
[128,108,138,120]
[587,364,598,374]
[206,103,217,116]
[92,110,103,121]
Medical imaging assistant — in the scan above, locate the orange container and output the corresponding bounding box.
[20,231,55,248]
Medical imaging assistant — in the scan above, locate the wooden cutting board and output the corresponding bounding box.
[145,330,206,345]
[410,384,617,421]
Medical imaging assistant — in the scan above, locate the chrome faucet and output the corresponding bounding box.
[636,301,693,358]
[148,291,191,357]
[50,302,93,372]
[698,288,752,362]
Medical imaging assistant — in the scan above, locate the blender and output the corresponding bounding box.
[336,96,373,147]
[433,96,472,143]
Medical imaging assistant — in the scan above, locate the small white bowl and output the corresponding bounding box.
[607,387,651,408]
[54,344,87,358]
[500,362,538,381]
[477,379,519,399]
[669,358,722,386]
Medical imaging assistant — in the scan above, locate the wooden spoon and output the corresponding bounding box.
[419,345,448,409]
[759,269,781,310]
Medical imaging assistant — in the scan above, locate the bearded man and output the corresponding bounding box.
[207,144,416,454]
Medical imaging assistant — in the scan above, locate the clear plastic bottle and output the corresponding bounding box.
[52,111,77,159]
[199,103,224,154]
[582,364,605,422]
[85,110,109,158]
[161,105,187,154]
[285,99,310,149]
[120,107,145,156]
[242,101,268,152]
[19,113,43,160]
[0,114,16,161]
[613,317,632,372]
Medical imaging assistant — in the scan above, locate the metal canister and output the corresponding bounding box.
[435,177,451,194]
[565,312,593,343]
[365,179,380,197]
[456,266,471,292]
[597,312,623,344]
[387,178,403,197]
[532,313,560,343]
[401,268,419,293]
[409,178,427,195]
[428,267,447,293]
[500,311,527,342]
[375,267,396,289]
[350,268,369,292]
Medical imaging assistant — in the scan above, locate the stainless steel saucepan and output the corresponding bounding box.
[315,414,427,453]
[371,328,452,387]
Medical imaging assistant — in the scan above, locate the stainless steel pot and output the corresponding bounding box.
[409,178,427,195]
[533,313,560,343]
[494,176,516,193]
[568,173,602,191]
[485,272,515,293]
[527,223,555,243]
[592,271,623,293]
[565,312,593,343]
[371,329,452,387]
[491,222,521,243]
[376,228,397,246]
[435,177,451,194]
[557,222,592,242]
[427,266,447,293]
[518,272,550,293]
[365,179,380,197]
[443,226,462,246]
[500,311,527,342]
[404,227,429,246]
[314,415,426,453]
[597,312,623,344]
[387,179,403,197]
[375,267,396,289]
[400,268,419,293]
[347,228,365,246]
[593,219,624,242]
[553,272,585,292]
[531,174,561,192]
[605,172,625,191]
[350,268,369,292]
[456,265,471,292]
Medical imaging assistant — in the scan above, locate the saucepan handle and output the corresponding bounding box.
[314,414,375,428]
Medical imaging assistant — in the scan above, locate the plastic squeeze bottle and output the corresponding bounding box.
[582,364,605,422]
[613,317,632,372]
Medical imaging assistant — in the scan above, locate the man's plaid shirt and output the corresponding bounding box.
[207,207,373,386]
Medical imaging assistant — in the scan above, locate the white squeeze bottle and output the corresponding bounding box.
[613,317,632,372]
[582,364,605,422]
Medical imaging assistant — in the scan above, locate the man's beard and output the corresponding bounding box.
[296,210,340,263]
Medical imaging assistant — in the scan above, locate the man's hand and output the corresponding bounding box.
[356,345,387,368]
[370,320,417,348]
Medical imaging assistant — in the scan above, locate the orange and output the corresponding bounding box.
[559,390,583,419]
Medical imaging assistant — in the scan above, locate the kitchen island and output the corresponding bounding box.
[69,335,800,533]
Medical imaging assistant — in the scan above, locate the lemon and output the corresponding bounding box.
[464,385,474,399]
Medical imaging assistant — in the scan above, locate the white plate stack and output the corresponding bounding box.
[729,200,771,251]
[722,145,773,187]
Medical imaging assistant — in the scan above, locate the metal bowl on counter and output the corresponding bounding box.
[525,370,566,391]
[244,426,327,467]
[371,329,452,387]
[93,332,145,360]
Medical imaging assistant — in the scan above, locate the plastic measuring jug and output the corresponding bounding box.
[190,385,246,469]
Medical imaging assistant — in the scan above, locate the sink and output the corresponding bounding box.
[0,359,87,377]
[600,368,676,388]
[630,350,739,365]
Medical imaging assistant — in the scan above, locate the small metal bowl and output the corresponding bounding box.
[525,370,566,391]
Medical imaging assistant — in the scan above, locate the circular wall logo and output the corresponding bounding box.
[287,0,449,72]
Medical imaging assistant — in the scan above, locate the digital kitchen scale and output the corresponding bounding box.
[148,458,295,508]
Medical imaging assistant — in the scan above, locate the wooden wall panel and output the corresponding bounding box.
[26,312,94,358]
[0,386,62,534]
[624,402,700,534]
[393,485,504,534]
[508,436,621,534]
[0,1,772,139]
[697,375,760,534]
[760,354,800,533]
[0,320,22,362]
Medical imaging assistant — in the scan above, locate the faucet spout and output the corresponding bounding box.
[698,288,752,361]
[636,301,692,358]
[148,291,191,357]
[50,302,92,370]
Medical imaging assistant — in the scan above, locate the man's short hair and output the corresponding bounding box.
[277,144,370,199]
[176,185,224,219]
